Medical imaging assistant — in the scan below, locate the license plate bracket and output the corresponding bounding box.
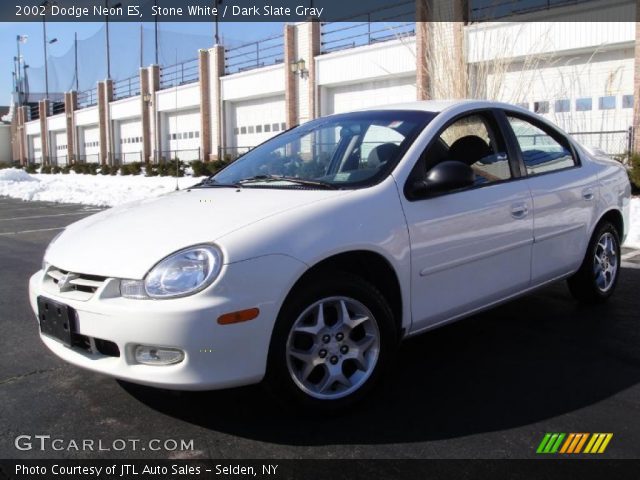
[37,296,77,347]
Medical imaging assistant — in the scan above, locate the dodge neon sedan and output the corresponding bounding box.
[30,100,631,409]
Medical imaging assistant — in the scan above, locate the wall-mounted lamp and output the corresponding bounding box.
[143,93,152,106]
[290,58,308,79]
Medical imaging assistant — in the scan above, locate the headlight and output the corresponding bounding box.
[120,245,222,299]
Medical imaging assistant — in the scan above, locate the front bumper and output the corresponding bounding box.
[29,254,306,390]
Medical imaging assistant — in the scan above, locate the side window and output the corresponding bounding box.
[506,115,576,175]
[424,113,512,186]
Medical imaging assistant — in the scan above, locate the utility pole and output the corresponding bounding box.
[105,0,122,79]
[74,32,79,91]
[154,0,159,64]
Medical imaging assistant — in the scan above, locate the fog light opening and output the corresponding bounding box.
[134,345,184,365]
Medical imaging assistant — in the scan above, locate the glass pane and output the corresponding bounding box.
[554,99,570,113]
[622,95,634,109]
[213,111,433,188]
[534,101,549,114]
[575,98,592,111]
[598,96,616,110]
[507,115,575,175]
[429,114,511,185]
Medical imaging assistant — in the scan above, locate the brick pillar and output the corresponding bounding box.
[16,106,27,165]
[416,0,430,101]
[11,106,19,163]
[208,45,225,161]
[140,67,151,163]
[148,65,160,163]
[634,20,640,153]
[39,100,49,165]
[308,21,321,120]
[97,80,113,165]
[284,24,297,128]
[198,49,211,161]
[64,92,77,164]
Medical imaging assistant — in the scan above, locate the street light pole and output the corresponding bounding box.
[154,0,159,64]
[43,15,49,99]
[105,0,123,79]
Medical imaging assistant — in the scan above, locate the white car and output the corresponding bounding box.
[29,100,631,409]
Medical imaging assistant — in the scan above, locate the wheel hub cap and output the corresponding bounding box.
[593,232,618,293]
[285,296,381,400]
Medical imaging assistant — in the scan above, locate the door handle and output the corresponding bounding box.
[511,203,529,219]
[582,188,595,201]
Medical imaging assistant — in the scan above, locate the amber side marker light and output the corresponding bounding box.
[217,308,260,325]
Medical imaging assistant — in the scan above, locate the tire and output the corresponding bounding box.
[567,221,621,304]
[265,271,397,412]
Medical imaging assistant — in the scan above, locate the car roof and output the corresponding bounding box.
[356,99,531,115]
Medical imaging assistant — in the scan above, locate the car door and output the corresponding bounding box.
[400,110,534,332]
[502,111,599,284]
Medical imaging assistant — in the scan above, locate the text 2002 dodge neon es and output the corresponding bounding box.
[30,100,631,409]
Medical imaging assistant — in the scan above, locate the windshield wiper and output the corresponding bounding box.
[192,178,243,189]
[237,175,338,190]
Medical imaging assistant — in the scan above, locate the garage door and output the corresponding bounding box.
[324,76,416,115]
[165,109,200,161]
[229,95,286,151]
[117,119,142,163]
[80,126,100,163]
[51,131,67,165]
[29,136,42,162]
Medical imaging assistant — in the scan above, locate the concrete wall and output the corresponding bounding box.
[0,125,11,163]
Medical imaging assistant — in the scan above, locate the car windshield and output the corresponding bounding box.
[210,110,434,189]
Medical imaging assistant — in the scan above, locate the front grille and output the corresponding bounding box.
[44,266,107,300]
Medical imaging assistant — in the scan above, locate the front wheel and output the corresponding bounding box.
[265,273,397,411]
[567,221,621,304]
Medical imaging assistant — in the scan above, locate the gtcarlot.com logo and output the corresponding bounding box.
[536,433,613,455]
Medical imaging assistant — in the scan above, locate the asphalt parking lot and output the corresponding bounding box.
[1,195,639,460]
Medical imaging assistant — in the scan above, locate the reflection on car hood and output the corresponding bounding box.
[45,187,347,279]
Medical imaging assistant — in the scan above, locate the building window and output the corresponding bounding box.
[189,132,194,139]
[195,131,200,138]
[256,125,262,133]
[272,123,279,132]
[623,94,634,109]
[534,101,549,114]
[575,98,592,111]
[264,124,271,132]
[234,127,239,135]
[240,127,247,134]
[248,126,255,134]
[281,122,287,130]
[599,96,616,110]
[554,99,570,113]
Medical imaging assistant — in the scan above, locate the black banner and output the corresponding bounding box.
[1,460,640,480]
[2,0,636,23]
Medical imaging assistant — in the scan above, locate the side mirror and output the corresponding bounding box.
[410,160,475,197]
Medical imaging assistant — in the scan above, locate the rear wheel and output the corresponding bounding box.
[567,221,621,304]
[265,272,396,411]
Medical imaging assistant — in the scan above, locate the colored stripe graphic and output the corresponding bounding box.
[538,433,613,454]
[584,433,614,454]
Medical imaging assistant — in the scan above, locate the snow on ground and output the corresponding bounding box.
[0,169,200,207]
[1,168,639,249]
[626,196,640,249]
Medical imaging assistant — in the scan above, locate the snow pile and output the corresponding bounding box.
[0,169,199,207]
[626,197,640,248]
[0,168,38,182]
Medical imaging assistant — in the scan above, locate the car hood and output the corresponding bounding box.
[45,187,348,279]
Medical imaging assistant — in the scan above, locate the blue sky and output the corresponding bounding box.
[0,21,283,104]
